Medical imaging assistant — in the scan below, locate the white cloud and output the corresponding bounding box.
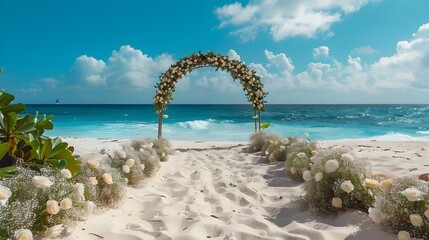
[71,45,174,89]
[215,0,375,41]
[227,49,241,61]
[351,45,377,55]
[313,46,330,58]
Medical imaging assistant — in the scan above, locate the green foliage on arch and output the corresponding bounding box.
[154,51,267,113]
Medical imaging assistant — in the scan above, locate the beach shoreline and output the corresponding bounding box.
[57,137,428,240]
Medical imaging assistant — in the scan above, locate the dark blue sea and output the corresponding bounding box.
[23,104,429,141]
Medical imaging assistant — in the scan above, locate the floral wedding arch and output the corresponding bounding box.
[154,51,267,138]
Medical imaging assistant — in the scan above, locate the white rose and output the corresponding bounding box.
[279,146,286,151]
[282,139,289,145]
[102,173,113,184]
[424,209,429,219]
[32,176,53,189]
[379,179,392,191]
[365,179,380,189]
[117,150,127,159]
[87,159,100,169]
[290,167,297,174]
[84,201,96,215]
[332,197,342,208]
[122,165,130,173]
[311,150,317,156]
[368,208,383,224]
[341,153,354,162]
[402,187,425,202]
[397,231,411,240]
[0,185,12,206]
[410,214,423,227]
[341,180,355,193]
[46,224,64,239]
[125,158,135,167]
[60,169,72,179]
[297,152,306,158]
[304,132,309,139]
[89,177,98,186]
[303,171,312,181]
[325,159,340,173]
[73,183,85,201]
[60,198,72,210]
[315,172,323,182]
[14,229,33,240]
[46,200,61,215]
[139,148,145,153]
[161,152,166,158]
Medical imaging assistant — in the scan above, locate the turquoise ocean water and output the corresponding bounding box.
[23,104,429,141]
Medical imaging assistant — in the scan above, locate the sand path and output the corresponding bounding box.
[65,140,399,240]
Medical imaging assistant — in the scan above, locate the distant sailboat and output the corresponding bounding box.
[55,99,60,104]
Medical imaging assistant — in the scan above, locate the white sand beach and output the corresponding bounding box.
[61,138,429,240]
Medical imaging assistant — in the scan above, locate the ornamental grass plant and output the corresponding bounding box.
[370,177,429,239]
[298,148,374,215]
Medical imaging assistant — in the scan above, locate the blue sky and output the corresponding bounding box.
[1,0,429,104]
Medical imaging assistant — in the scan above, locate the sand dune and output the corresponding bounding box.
[62,139,429,240]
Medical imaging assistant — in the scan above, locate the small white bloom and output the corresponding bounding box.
[410,214,423,227]
[87,159,100,169]
[424,209,429,219]
[290,167,297,174]
[311,150,317,156]
[46,224,64,239]
[315,172,323,182]
[149,142,154,148]
[84,201,96,215]
[341,180,355,193]
[274,141,279,145]
[402,187,425,202]
[304,132,309,139]
[324,159,340,173]
[140,164,146,171]
[117,150,127,159]
[125,158,135,167]
[0,185,12,206]
[89,177,98,185]
[302,171,312,181]
[14,229,33,240]
[102,173,113,184]
[32,176,53,189]
[60,169,72,179]
[281,139,289,145]
[332,197,342,208]
[60,198,72,210]
[297,152,306,158]
[279,146,286,151]
[397,231,411,240]
[162,114,168,119]
[368,208,383,224]
[365,179,380,189]
[161,152,166,158]
[269,140,273,144]
[122,165,130,173]
[73,183,85,201]
[46,200,61,215]
[341,153,354,162]
[264,151,269,155]
[139,148,145,152]
[379,179,393,191]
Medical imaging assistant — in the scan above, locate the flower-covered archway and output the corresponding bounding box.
[154,51,267,138]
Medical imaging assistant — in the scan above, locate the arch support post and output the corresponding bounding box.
[258,110,261,131]
[253,109,257,131]
[158,112,162,139]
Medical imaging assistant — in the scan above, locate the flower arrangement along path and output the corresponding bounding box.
[64,139,418,240]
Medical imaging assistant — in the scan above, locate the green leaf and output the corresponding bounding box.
[49,142,68,158]
[3,112,17,133]
[57,159,67,169]
[0,165,16,177]
[0,91,14,106]
[40,140,52,160]
[0,103,26,113]
[0,142,10,160]
[260,122,271,130]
